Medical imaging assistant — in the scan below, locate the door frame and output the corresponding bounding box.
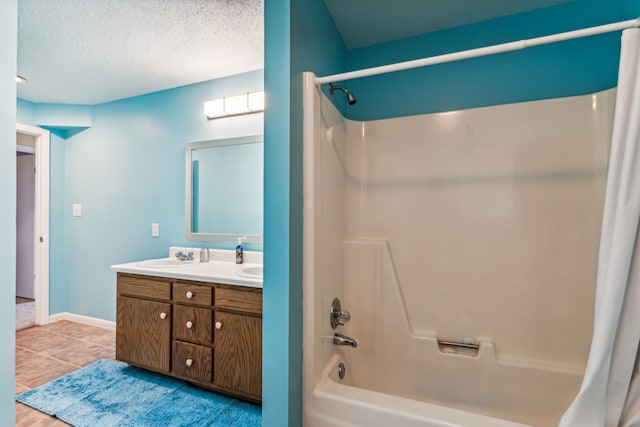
[16,123,50,325]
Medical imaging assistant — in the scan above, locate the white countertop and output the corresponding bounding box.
[110,247,263,289]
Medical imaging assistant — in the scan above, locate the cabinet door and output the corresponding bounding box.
[116,296,171,372]
[214,311,262,398]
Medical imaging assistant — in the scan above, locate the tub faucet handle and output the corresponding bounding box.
[330,298,351,329]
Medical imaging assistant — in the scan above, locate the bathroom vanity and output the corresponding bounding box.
[112,250,263,403]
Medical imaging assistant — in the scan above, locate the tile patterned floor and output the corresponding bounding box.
[15,320,115,426]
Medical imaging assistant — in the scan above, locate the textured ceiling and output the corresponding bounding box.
[17,0,264,105]
[324,0,575,49]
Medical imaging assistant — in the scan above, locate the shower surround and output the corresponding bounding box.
[303,72,616,426]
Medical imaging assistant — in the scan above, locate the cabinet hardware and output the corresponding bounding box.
[159,312,167,320]
[186,291,194,299]
[186,321,193,329]
[215,321,222,330]
[186,358,193,367]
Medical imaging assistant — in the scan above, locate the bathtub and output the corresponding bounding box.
[303,239,584,427]
[307,354,533,427]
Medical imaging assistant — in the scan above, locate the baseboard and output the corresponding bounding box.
[48,312,115,331]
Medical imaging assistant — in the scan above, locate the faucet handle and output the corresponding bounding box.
[330,298,351,329]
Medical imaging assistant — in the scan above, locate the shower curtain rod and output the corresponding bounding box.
[314,17,640,85]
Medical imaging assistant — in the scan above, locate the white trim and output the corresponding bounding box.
[315,18,640,85]
[48,312,116,331]
[16,123,50,326]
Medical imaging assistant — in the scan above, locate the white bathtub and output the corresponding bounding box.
[306,354,532,427]
[303,239,584,426]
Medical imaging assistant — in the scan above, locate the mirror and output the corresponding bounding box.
[186,135,263,243]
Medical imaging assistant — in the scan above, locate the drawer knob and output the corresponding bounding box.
[215,321,222,330]
[186,358,193,367]
[186,291,194,299]
[159,312,167,320]
[186,321,193,329]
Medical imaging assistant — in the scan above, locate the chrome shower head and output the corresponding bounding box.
[329,83,357,105]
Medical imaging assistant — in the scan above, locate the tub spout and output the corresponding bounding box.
[333,333,357,348]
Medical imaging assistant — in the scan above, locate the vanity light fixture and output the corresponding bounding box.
[16,75,27,83]
[204,91,265,120]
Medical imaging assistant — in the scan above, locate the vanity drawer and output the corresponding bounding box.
[172,341,212,383]
[117,274,170,301]
[215,287,262,315]
[173,304,212,345]
[173,282,212,306]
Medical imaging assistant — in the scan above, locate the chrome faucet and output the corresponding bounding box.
[175,251,194,261]
[333,333,357,348]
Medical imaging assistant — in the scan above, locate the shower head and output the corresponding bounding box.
[329,83,357,105]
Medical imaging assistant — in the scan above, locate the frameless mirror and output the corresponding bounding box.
[186,135,263,242]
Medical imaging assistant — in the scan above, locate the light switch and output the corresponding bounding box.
[72,203,82,217]
[152,223,159,237]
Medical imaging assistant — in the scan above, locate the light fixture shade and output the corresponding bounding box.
[204,91,265,120]
[248,91,265,111]
[224,94,251,115]
[203,99,224,118]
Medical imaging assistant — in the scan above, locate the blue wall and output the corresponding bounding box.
[0,1,17,425]
[263,0,346,425]
[622,0,640,16]
[345,0,635,120]
[17,70,263,321]
[263,3,293,425]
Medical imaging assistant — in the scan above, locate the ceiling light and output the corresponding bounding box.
[204,91,265,120]
[16,75,27,83]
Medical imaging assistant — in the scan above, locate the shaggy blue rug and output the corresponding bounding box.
[16,359,261,427]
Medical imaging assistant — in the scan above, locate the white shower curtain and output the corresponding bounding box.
[560,28,640,427]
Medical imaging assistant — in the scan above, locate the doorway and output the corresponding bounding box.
[16,124,50,327]
[16,141,35,329]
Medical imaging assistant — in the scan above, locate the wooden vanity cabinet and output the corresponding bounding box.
[116,273,262,403]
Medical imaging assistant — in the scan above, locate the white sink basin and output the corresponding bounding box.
[136,258,197,268]
[236,266,263,279]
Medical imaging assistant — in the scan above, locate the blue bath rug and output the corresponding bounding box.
[16,359,261,427]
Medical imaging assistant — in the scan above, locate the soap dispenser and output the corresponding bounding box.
[235,237,245,264]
